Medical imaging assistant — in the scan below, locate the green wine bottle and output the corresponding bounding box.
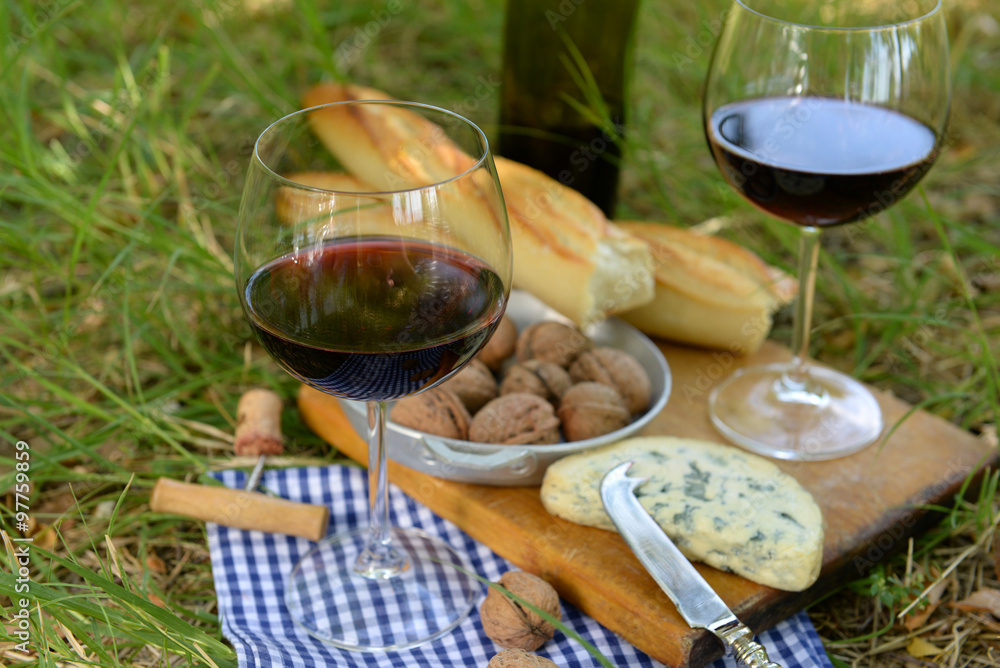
[498,0,640,218]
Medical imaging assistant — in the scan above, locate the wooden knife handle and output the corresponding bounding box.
[150,478,329,542]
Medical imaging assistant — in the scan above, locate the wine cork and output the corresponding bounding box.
[234,389,284,457]
[150,478,329,541]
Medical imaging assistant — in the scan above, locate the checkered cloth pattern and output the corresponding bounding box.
[206,465,834,668]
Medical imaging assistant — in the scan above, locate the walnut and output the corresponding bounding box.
[569,347,652,415]
[390,388,471,440]
[469,394,561,445]
[499,361,572,406]
[441,359,498,413]
[556,382,630,441]
[480,316,518,372]
[515,321,591,368]
[487,648,561,668]
[480,571,562,651]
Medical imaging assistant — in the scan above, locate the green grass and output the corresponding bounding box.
[1,0,998,665]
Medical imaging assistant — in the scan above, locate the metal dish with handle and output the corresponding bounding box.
[337,290,672,486]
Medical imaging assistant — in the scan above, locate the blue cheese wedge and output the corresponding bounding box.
[540,436,824,591]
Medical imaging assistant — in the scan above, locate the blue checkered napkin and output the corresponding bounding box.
[206,465,833,668]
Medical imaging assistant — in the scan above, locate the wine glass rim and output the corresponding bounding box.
[734,0,942,31]
[252,99,491,196]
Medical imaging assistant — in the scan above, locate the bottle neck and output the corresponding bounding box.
[497,0,641,218]
[500,0,640,106]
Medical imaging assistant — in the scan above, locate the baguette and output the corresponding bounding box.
[614,221,796,355]
[302,83,477,190]
[300,84,509,272]
[300,82,655,326]
[493,156,654,326]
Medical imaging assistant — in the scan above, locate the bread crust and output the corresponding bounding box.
[303,83,477,190]
[299,83,509,272]
[614,222,795,354]
[495,158,654,325]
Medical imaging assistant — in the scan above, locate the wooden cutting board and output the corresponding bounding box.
[297,340,996,668]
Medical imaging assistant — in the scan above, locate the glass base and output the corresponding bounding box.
[285,527,479,651]
[708,362,883,461]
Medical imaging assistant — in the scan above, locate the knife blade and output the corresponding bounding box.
[600,461,782,668]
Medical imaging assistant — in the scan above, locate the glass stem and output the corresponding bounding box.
[355,400,406,579]
[780,226,825,399]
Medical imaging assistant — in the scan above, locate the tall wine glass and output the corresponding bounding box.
[235,100,512,649]
[703,0,951,460]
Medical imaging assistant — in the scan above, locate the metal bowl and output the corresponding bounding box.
[338,290,671,486]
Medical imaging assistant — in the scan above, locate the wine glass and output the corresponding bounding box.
[703,0,951,460]
[235,100,512,649]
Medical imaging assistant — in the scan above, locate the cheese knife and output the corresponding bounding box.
[600,461,783,668]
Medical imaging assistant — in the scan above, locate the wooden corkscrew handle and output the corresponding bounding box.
[150,478,329,542]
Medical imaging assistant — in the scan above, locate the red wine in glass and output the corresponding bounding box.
[238,99,513,650]
[708,96,939,228]
[702,0,950,461]
[245,236,506,401]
